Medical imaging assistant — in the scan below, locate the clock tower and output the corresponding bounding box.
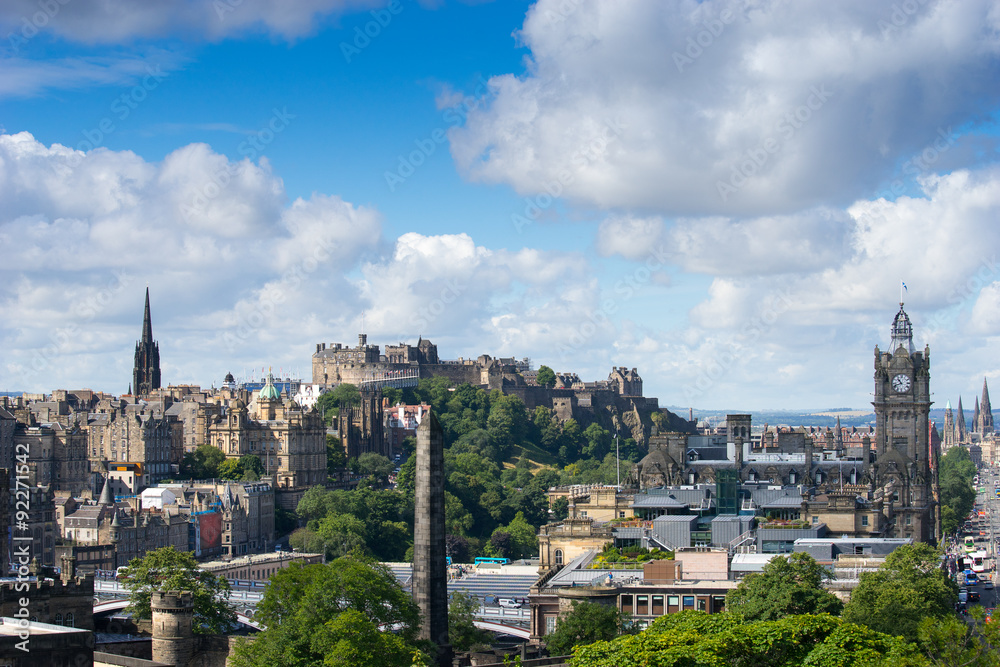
[872,302,936,542]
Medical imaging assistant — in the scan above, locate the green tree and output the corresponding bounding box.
[239,454,264,481]
[316,384,361,425]
[536,365,557,388]
[181,444,226,479]
[120,546,235,634]
[486,392,529,461]
[356,452,394,484]
[551,496,570,522]
[570,612,921,667]
[842,542,958,642]
[231,555,428,667]
[217,458,240,480]
[726,552,843,622]
[449,591,492,652]
[546,601,634,657]
[916,607,1000,667]
[326,435,347,474]
[939,446,976,535]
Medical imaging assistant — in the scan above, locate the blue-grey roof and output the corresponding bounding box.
[632,495,688,509]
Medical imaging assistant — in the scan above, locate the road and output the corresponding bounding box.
[948,468,1000,614]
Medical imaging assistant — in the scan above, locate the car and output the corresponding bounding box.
[971,591,982,602]
[498,598,521,609]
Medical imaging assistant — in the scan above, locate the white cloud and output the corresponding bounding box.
[0,0,393,44]
[449,0,1000,217]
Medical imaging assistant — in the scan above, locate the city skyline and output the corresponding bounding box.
[2,1,1000,410]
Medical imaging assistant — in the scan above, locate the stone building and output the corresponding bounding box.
[208,372,326,505]
[869,302,936,542]
[0,557,94,630]
[88,403,176,488]
[337,386,388,460]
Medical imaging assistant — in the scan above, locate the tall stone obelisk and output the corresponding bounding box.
[413,411,451,665]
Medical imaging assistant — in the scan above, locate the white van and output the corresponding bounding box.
[498,598,521,608]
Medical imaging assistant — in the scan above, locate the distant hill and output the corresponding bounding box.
[669,406,958,430]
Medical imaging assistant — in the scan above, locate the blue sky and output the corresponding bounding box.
[2,0,1000,413]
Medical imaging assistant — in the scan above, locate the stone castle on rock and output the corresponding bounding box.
[313,335,693,447]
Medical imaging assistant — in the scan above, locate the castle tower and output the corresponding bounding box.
[979,378,994,435]
[872,302,935,542]
[413,411,451,666]
[133,288,161,396]
[151,590,194,667]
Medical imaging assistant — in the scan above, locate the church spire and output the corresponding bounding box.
[980,378,994,435]
[957,396,967,441]
[133,288,161,396]
[141,287,153,343]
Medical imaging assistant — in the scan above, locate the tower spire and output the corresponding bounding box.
[133,288,162,396]
[142,286,153,343]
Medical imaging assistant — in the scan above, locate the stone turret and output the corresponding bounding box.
[151,590,195,667]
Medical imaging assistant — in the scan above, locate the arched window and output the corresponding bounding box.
[554,549,564,566]
[65,613,74,628]
[748,469,757,482]
[53,613,62,626]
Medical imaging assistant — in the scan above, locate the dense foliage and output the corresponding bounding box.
[121,546,236,634]
[546,601,636,657]
[230,554,430,667]
[938,446,976,535]
[726,552,843,621]
[569,612,920,667]
[842,543,957,642]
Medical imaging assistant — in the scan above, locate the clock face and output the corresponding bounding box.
[892,374,911,393]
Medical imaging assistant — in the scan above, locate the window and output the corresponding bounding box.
[697,598,707,611]
[682,596,695,609]
[668,596,679,607]
[861,515,869,527]
[906,515,912,525]
[619,511,626,518]
[53,614,62,625]
[554,549,563,566]
[637,595,649,615]
[687,472,696,484]
[652,595,664,615]
[621,595,633,614]
[789,471,797,484]
[893,491,900,503]
[812,516,819,525]
[545,616,557,635]
[65,613,74,628]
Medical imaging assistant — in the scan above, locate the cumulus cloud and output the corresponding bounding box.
[449,0,1000,217]
[0,132,381,391]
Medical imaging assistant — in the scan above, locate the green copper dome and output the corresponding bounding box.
[259,370,280,401]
